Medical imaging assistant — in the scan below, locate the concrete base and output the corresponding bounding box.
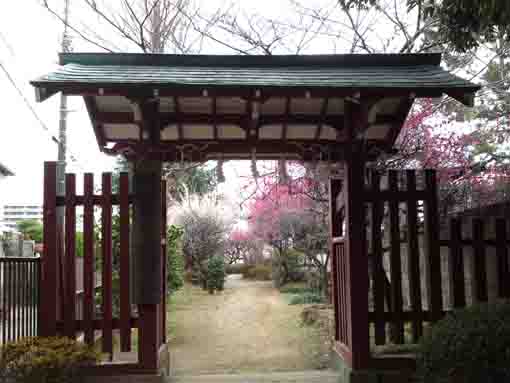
[82,344,170,383]
[329,349,415,383]
[158,343,171,377]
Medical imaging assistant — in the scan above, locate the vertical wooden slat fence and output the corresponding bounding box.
[0,257,40,344]
[331,167,510,372]
[41,163,166,369]
[365,169,442,346]
[42,161,168,369]
[364,168,510,349]
[440,217,510,307]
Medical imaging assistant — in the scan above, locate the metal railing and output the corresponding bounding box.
[0,257,40,344]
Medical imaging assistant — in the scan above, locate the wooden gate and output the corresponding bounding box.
[41,162,167,372]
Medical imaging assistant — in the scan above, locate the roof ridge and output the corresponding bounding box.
[59,52,443,68]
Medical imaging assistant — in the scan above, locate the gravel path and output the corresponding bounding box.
[168,275,328,375]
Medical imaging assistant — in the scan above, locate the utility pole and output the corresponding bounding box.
[57,0,71,221]
[151,0,163,53]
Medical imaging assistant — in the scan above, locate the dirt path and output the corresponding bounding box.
[168,275,328,375]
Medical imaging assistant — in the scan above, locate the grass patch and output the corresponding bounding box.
[279,283,325,305]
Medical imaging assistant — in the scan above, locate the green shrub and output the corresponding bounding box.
[289,292,325,305]
[245,264,272,280]
[167,225,185,294]
[279,286,314,295]
[206,256,226,293]
[417,302,510,383]
[0,336,99,383]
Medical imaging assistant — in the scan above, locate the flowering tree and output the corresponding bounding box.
[387,97,510,214]
[246,168,330,292]
[223,229,259,265]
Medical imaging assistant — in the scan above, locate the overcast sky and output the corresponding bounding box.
[0,0,480,210]
[0,2,117,205]
[0,1,240,206]
[0,0,331,211]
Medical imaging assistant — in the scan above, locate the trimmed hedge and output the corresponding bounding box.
[0,336,99,383]
[167,225,185,294]
[417,301,510,383]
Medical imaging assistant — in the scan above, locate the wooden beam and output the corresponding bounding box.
[382,96,415,149]
[94,110,396,129]
[84,96,106,148]
[112,140,348,161]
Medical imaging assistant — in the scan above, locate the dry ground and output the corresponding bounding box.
[168,275,329,375]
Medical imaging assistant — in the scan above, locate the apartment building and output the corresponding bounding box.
[1,204,43,230]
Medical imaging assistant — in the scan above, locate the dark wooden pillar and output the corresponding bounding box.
[343,100,370,369]
[131,99,163,370]
[41,162,58,336]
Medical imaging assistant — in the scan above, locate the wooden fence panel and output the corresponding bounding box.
[41,162,157,367]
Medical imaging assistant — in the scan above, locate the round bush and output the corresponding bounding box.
[417,302,510,383]
[0,336,99,383]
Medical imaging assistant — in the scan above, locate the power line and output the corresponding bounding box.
[0,27,86,170]
[0,60,85,170]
